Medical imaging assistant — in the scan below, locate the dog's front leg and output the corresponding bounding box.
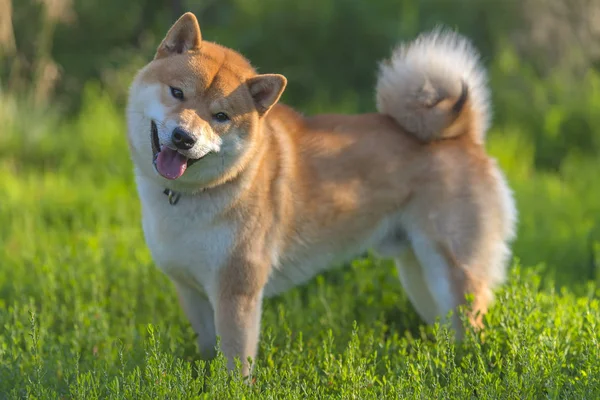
[215,258,267,377]
[174,282,217,359]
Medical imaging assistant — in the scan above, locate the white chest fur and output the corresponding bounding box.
[135,175,235,299]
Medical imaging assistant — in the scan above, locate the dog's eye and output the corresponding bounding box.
[170,86,184,100]
[213,112,230,123]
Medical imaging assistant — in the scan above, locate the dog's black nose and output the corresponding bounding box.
[171,127,196,150]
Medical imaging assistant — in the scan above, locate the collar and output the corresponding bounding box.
[163,188,181,206]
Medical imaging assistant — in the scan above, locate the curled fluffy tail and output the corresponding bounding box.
[376,28,490,144]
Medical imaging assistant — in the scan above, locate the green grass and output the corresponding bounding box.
[1,88,600,398]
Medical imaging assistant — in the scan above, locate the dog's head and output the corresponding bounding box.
[127,12,286,191]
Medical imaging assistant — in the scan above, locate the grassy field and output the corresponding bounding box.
[1,84,600,398]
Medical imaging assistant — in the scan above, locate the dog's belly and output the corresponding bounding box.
[264,215,405,297]
[264,246,364,297]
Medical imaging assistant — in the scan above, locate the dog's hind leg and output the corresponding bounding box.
[394,247,440,324]
[405,222,506,338]
[375,229,445,325]
[405,228,465,333]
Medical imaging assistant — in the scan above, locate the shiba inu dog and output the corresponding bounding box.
[126,12,516,375]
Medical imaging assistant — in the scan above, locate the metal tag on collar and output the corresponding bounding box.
[163,188,181,206]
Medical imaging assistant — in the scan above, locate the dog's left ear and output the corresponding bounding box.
[247,74,287,117]
[155,12,202,59]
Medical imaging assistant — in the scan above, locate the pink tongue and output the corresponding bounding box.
[156,147,188,180]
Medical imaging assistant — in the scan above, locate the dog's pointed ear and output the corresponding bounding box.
[155,12,202,59]
[247,74,287,116]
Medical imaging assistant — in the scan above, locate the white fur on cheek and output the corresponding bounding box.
[141,85,175,147]
[127,83,166,155]
[142,85,166,122]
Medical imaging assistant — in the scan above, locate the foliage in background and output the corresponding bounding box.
[2,0,599,287]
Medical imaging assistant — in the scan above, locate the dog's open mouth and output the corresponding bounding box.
[151,121,201,180]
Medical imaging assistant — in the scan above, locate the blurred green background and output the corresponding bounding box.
[1,0,599,291]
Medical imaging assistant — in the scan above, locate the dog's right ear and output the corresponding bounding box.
[155,12,202,59]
